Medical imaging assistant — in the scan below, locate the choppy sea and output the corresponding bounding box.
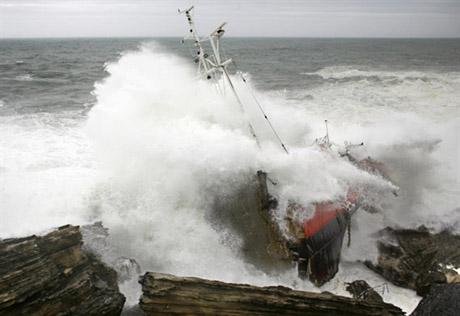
[1,37,459,312]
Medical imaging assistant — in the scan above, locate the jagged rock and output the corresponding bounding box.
[365,226,460,296]
[415,271,446,297]
[139,272,404,316]
[345,280,384,303]
[446,270,460,283]
[433,229,460,266]
[410,283,460,316]
[0,224,125,315]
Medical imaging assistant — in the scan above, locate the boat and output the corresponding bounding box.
[285,123,365,285]
[178,6,388,286]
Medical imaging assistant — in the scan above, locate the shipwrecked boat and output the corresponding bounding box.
[179,6,389,286]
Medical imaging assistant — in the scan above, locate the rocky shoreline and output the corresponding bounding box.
[1,224,459,315]
[365,226,460,296]
[0,225,125,315]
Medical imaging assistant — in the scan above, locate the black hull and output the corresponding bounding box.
[296,211,351,286]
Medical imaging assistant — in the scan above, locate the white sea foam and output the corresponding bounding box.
[0,112,98,238]
[300,66,459,122]
[304,65,460,82]
[15,74,34,81]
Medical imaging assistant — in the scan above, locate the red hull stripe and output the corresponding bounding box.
[303,192,359,238]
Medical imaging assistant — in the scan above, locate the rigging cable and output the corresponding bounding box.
[232,59,289,155]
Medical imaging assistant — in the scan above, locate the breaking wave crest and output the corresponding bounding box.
[300,66,459,116]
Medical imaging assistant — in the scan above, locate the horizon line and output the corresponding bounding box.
[2,35,459,40]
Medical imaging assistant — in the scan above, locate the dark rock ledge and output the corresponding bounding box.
[410,283,460,316]
[365,226,460,296]
[0,224,125,316]
[139,272,404,316]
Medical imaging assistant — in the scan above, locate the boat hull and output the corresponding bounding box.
[296,198,360,286]
[284,187,360,285]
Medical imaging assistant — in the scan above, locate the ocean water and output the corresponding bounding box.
[1,37,459,312]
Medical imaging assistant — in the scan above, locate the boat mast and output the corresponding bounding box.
[180,7,289,154]
[180,6,259,143]
[180,6,210,76]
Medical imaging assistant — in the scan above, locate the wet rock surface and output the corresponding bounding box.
[139,272,404,316]
[0,224,125,316]
[365,226,460,296]
[410,283,460,316]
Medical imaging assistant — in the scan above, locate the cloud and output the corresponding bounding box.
[1,0,459,38]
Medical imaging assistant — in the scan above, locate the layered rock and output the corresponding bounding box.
[0,224,125,315]
[139,272,404,316]
[365,226,460,296]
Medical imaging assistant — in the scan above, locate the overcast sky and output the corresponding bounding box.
[1,0,459,38]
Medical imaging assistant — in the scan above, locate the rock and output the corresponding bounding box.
[410,283,460,316]
[415,271,446,297]
[139,272,404,316]
[365,226,460,296]
[345,280,384,303]
[433,229,460,266]
[446,270,460,283]
[0,224,125,315]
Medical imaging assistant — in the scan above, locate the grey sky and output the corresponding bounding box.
[1,0,459,38]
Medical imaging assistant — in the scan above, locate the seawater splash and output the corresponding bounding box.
[84,42,402,303]
[0,112,97,238]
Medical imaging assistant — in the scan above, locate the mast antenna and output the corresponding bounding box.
[325,120,330,147]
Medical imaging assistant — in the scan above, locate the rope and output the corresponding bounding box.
[266,175,277,186]
[347,217,351,247]
[232,60,289,155]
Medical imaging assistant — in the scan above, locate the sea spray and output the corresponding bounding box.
[0,112,97,238]
[298,67,459,231]
[83,43,403,304]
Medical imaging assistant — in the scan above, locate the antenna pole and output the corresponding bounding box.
[325,120,330,147]
[182,7,210,75]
